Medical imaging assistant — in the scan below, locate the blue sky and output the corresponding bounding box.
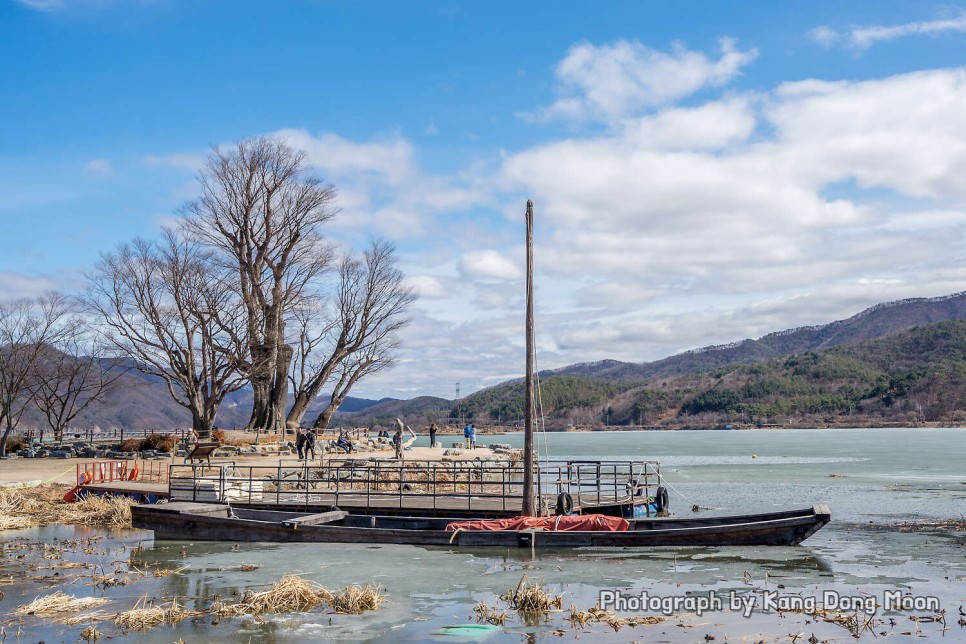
[3,0,966,399]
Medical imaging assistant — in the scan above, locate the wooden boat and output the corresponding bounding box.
[131,502,831,547]
[130,201,832,548]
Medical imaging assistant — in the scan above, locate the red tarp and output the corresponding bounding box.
[444,514,629,532]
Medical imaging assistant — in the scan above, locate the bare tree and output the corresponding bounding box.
[286,239,416,429]
[31,321,128,443]
[0,294,71,456]
[181,137,338,433]
[85,231,249,436]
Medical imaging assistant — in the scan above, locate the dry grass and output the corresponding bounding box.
[242,574,332,613]
[91,566,146,588]
[151,566,185,578]
[500,575,563,615]
[61,611,112,626]
[80,625,101,641]
[15,592,109,617]
[140,433,175,452]
[567,604,665,631]
[62,494,134,528]
[0,515,33,531]
[113,596,203,631]
[474,602,507,625]
[328,584,384,614]
[0,486,134,531]
[209,575,385,618]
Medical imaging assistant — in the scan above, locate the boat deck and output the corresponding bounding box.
[76,458,664,520]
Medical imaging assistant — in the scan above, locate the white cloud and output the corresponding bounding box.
[767,69,966,199]
[83,158,112,177]
[810,13,966,50]
[405,275,447,298]
[277,129,416,186]
[523,38,757,124]
[0,271,58,301]
[458,250,522,281]
[274,128,486,240]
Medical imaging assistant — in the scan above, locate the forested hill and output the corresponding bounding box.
[548,292,966,382]
[454,319,966,428]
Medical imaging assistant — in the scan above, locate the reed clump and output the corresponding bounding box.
[328,584,384,614]
[15,592,110,617]
[241,574,332,613]
[500,575,563,615]
[113,596,202,631]
[211,575,385,617]
[80,625,101,641]
[474,602,507,625]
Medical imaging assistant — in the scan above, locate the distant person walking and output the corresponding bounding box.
[429,423,438,448]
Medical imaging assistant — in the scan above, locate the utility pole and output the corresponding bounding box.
[522,200,535,517]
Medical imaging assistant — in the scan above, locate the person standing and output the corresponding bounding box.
[295,428,306,460]
[304,429,317,460]
[429,423,438,448]
[464,423,472,449]
[470,423,477,449]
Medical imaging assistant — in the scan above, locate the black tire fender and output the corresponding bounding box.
[555,492,574,515]
[655,486,669,513]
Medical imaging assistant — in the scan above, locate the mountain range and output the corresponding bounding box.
[13,291,966,431]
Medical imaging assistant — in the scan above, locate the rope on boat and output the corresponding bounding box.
[656,473,722,511]
[449,529,462,544]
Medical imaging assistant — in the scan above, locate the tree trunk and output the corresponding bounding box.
[0,416,14,457]
[287,391,312,429]
[192,408,215,438]
[266,343,293,432]
[313,401,339,430]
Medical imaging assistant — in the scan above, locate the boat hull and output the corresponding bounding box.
[131,503,830,547]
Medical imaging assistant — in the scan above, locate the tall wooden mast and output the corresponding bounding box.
[522,199,535,516]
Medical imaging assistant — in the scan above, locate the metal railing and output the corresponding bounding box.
[166,459,659,515]
[539,460,661,510]
[76,459,169,485]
